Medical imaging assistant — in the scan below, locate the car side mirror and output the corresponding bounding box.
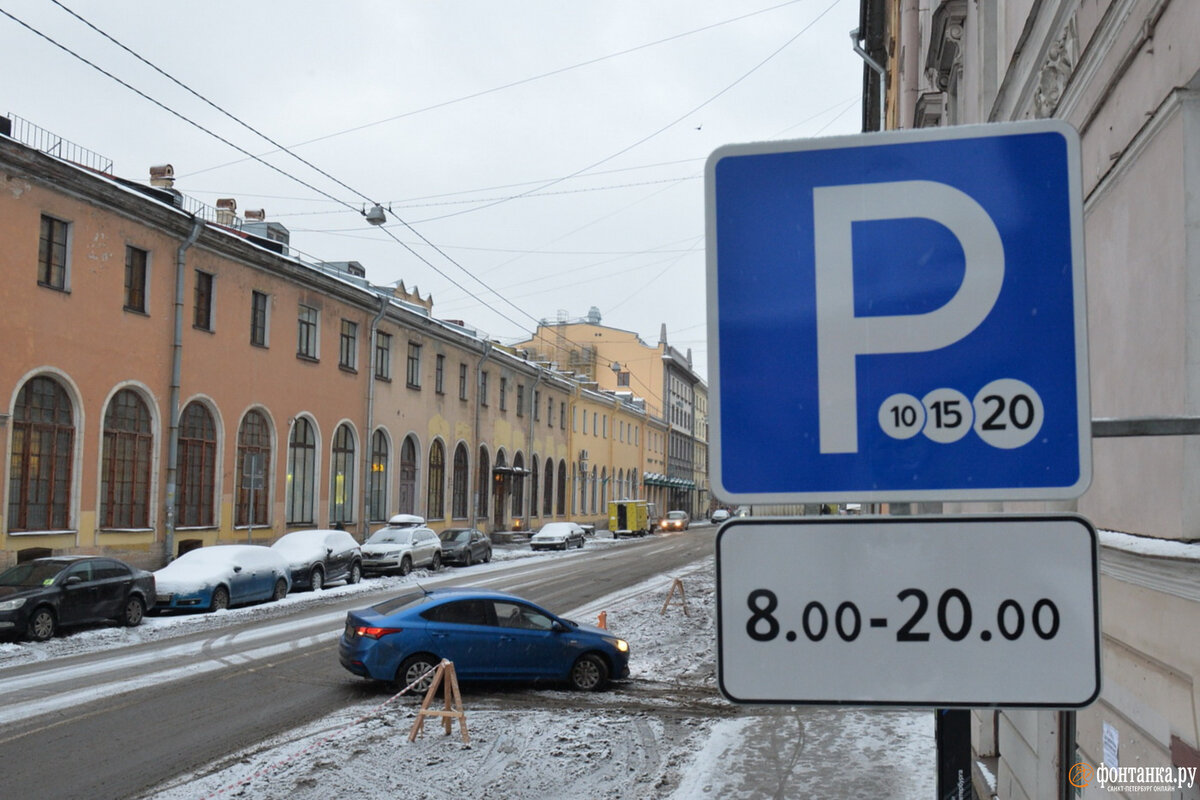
[326,548,334,556]
[64,575,84,586]
[233,565,243,573]
[552,620,569,633]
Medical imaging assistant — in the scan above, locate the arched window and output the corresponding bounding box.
[577,463,585,515]
[235,410,271,527]
[590,466,598,514]
[511,452,525,517]
[477,446,490,518]
[177,401,216,527]
[529,456,539,519]
[398,435,418,514]
[366,430,388,522]
[557,461,567,516]
[8,376,75,531]
[452,443,469,519]
[493,450,507,529]
[286,417,317,524]
[101,389,153,528]
[617,468,625,499]
[330,424,355,525]
[543,457,554,517]
[427,440,445,519]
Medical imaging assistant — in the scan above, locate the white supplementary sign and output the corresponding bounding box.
[715,515,1101,707]
[706,120,1090,502]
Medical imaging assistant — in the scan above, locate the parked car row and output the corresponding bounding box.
[0,514,497,643]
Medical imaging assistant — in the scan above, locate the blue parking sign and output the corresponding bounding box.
[705,121,1090,502]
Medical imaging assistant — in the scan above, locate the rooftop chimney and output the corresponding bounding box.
[215,197,237,226]
[149,164,175,188]
[244,209,266,222]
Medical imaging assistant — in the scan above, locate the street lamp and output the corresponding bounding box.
[363,204,387,226]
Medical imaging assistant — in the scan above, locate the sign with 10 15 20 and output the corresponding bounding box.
[704,120,1090,503]
[715,516,1101,707]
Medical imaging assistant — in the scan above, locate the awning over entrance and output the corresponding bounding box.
[642,472,695,489]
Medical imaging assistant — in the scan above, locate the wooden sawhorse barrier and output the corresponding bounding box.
[408,659,469,744]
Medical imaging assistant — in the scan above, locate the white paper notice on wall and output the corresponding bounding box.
[1103,722,1119,767]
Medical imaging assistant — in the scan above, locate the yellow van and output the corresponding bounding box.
[608,500,651,537]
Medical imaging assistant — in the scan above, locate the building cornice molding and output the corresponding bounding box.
[1099,536,1200,603]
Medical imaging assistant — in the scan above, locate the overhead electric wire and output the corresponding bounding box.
[13,1,840,405]
[178,0,814,179]
[4,3,677,403]
[6,1,536,336]
[406,0,844,226]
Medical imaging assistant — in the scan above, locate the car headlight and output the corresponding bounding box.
[0,597,27,612]
[610,638,629,653]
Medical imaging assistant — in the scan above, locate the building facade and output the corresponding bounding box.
[1,117,662,569]
[860,1,1200,796]
[511,316,707,519]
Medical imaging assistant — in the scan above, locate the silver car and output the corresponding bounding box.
[361,525,442,576]
[530,522,586,552]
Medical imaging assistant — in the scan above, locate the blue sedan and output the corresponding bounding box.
[154,545,290,612]
[339,587,630,692]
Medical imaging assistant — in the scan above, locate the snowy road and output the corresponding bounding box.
[0,530,717,800]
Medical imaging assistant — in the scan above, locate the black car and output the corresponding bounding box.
[270,529,363,591]
[0,556,156,641]
[438,528,492,566]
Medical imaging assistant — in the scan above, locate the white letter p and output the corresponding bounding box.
[813,180,1005,453]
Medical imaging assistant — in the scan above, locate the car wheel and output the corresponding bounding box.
[569,653,609,691]
[348,562,362,584]
[396,654,440,695]
[120,595,146,627]
[310,567,324,592]
[210,585,231,612]
[26,607,56,642]
[430,552,442,571]
[399,556,412,577]
[483,547,491,563]
[463,551,473,567]
[271,578,288,602]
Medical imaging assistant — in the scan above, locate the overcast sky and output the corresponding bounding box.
[4,0,863,380]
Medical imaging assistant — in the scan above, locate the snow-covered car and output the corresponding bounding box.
[154,545,290,612]
[710,509,730,523]
[438,528,492,566]
[270,529,362,591]
[0,556,155,641]
[530,522,586,551]
[361,525,442,576]
[385,513,425,528]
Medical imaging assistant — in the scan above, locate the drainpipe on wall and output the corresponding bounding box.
[851,26,887,131]
[471,341,493,532]
[360,293,389,542]
[164,216,205,563]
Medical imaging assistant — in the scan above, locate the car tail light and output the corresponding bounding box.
[356,626,403,639]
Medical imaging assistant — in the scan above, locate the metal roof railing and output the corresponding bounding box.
[5,114,113,174]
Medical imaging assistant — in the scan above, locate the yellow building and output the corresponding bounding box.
[511,313,706,517]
